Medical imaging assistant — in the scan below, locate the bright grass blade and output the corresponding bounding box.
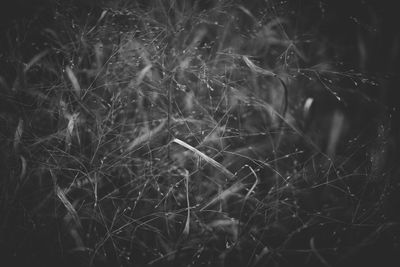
[24,50,49,73]
[87,10,108,34]
[182,169,190,237]
[171,138,235,179]
[65,113,79,152]
[126,119,167,152]
[136,64,153,85]
[326,110,346,156]
[65,66,81,97]
[242,55,277,77]
[13,118,23,151]
[19,155,27,181]
[244,165,259,200]
[56,186,82,229]
[200,182,244,211]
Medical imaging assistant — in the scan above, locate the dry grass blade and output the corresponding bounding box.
[126,119,167,152]
[237,5,255,20]
[303,97,314,119]
[244,165,259,200]
[136,64,153,86]
[242,55,289,116]
[65,113,79,151]
[24,50,49,73]
[200,182,244,211]
[19,155,27,181]
[13,118,24,151]
[171,138,235,179]
[200,165,261,211]
[242,55,277,77]
[56,186,82,229]
[87,10,108,34]
[65,66,81,97]
[182,169,190,237]
[326,110,346,156]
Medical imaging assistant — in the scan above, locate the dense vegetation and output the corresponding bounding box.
[1,1,399,266]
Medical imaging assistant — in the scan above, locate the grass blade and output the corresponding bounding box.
[56,186,82,229]
[126,119,167,152]
[13,118,24,151]
[24,50,49,73]
[65,66,81,97]
[182,169,190,237]
[171,138,235,180]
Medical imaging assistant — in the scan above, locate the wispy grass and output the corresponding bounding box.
[0,0,397,266]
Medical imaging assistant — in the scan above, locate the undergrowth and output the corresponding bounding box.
[0,1,398,266]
